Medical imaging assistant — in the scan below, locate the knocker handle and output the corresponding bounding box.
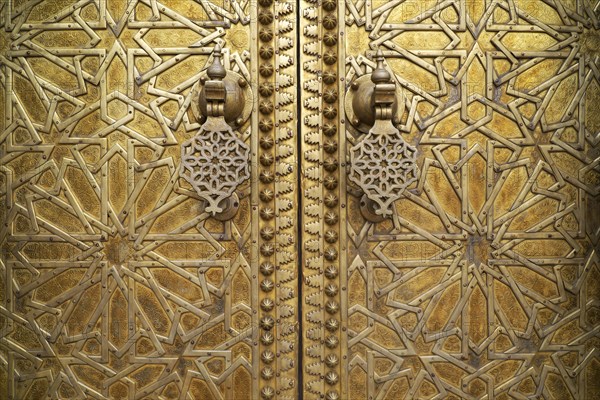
[179,45,252,218]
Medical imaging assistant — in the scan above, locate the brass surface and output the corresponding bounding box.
[0,0,299,398]
[1,0,599,399]
[300,0,600,399]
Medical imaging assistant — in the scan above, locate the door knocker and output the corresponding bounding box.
[180,45,253,219]
[345,50,419,220]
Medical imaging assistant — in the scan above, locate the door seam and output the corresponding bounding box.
[295,2,304,396]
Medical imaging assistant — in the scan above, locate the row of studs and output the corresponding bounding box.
[257,0,277,398]
[320,0,341,398]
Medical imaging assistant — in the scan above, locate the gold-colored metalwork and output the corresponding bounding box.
[2,0,600,399]
[299,0,600,398]
[346,50,419,219]
[0,0,298,398]
[180,45,251,216]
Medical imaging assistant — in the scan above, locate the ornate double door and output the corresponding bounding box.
[2,0,600,399]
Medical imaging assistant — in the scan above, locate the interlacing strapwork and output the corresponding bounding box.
[1,0,600,399]
[336,0,600,398]
[0,0,299,398]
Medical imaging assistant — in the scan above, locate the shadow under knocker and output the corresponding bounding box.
[345,49,419,222]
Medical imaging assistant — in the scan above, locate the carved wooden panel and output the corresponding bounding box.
[0,0,299,398]
[299,0,599,399]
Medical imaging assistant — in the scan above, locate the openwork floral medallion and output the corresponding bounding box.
[180,122,250,215]
[348,121,418,217]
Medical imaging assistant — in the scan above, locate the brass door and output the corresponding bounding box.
[1,1,599,399]
[1,0,300,398]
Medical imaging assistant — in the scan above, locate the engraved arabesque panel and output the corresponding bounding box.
[340,1,600,399]
[0,1,267,398]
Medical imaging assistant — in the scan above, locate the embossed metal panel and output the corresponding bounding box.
[2,0,600,399]
[299,0,600,399]
[0,0,299,398]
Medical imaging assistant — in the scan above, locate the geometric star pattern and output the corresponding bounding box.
[340,0,600,398]
[1,0,599,399]
[1,0,265,398]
